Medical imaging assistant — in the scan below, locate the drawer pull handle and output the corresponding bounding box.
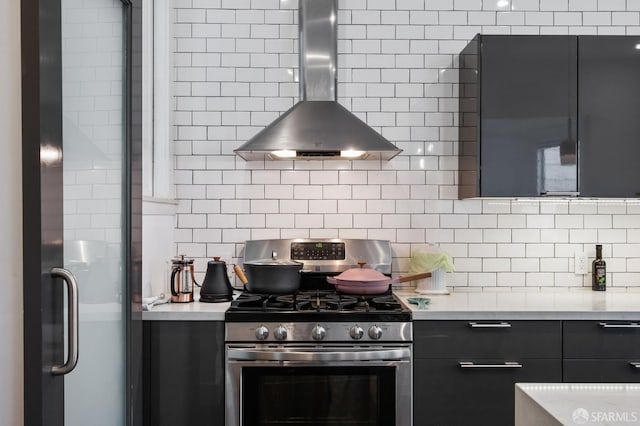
[599,322,640,329]
[459,361,523,369]
[540,191,579,197]
[468,322,511,328]
[630,362,640,369]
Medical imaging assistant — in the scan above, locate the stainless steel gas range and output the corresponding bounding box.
[225,239,412,426]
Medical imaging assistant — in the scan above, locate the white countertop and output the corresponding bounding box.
[142,294,231,321]
[395,289,640,320]
[515,383,640,426]
[142,289,640,321]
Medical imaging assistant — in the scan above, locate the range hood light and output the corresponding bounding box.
[340,150,367,159]
[270,150,297,158]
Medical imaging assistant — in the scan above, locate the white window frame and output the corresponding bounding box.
[142,0,173,201]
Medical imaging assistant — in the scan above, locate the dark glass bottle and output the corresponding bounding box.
[592,244,606,291]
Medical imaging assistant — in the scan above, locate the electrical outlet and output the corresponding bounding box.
[575,252,588,275]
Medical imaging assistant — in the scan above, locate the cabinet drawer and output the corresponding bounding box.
[414,320,561,359]
[414,358,561,426]
[564,359,640,383]
[563,321,640,359]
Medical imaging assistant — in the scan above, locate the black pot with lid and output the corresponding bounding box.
[199,257,234,303]
[234,257,303,294]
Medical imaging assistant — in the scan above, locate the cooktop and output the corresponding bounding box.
[225,289,411,322]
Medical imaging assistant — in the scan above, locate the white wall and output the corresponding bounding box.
[0,0,23,423]
[169,0,640,290]
[142,201,178,297]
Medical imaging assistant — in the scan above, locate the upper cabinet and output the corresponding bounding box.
[578,36,640,198]
[459,35,640,199]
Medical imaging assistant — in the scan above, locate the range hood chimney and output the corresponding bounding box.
[234,0,402,161]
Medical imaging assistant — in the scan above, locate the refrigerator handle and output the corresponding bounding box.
[51,267,79,376]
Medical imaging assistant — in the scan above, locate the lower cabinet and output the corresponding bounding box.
[415,358,560,425]
[143,321,225,426]
[413,321,562,426]
[563,320,640,383]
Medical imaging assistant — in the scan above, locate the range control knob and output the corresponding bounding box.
[368,325,383,340]
[349,325,364,340]
[311,324,326,341]
[255,325,269,341]
[274,325,288,341]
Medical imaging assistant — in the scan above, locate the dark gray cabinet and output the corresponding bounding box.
[143,321,225,426]
[459,34,640,198]
[563,320,640,383]
[578,37,640,197]
[413,320,562,426]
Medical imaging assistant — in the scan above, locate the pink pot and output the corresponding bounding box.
[327,263,431,295]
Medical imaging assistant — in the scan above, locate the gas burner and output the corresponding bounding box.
[275,291,359,311]
[370,295,402,311]
[232,293,264,308]
[232,293,295,311]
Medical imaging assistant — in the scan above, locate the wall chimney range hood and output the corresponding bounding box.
[234,0,402,161]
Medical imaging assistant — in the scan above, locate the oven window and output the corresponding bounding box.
[242,366,396,426]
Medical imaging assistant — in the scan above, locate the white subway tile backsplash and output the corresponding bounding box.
[468,243,495,257]
[512,258,539,272]
[512,201,540,214]
[167,0,640,289]
[597,201,627,214]
[526,272,555,286]
[178,213,207,228]
[583,11,612,25]
[455,0,482,10]
[220,199,251,213]
[583,214,612,229]
[540,229,569,243]
[513,229,540,243]
[469,214,497,228]
[397,228,427,242]
[554,11,582,25]
[453,199,482,214]
[206,185,235,199]
[482,228,512,242]
[193,228,223,243]
[468,272,497,286]
[498,214,526,228]
[441,214,469,228]
[497,272,526,287]
[628,229,640,243]
[525,12,554,26]
[468,11,497,24]
[483,258,510,271]
[612,11,640,25]
[613,243,640,257]
[527,214,555,228]
[497,243,526,258]
[597,229,627,243]
[555,214,583,228]
[613,215,640,228]
[540,0,568,11]
[482,200,511,214]
[454,257,482,271]
[498,11,526,25]
[598,0,625,11]
[526,243,554,257]
[569,229,598,243]
[295,214,324,228]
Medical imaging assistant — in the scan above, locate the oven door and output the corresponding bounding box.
[226,344,412,426]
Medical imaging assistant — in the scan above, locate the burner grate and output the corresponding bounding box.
[230,289,404,313]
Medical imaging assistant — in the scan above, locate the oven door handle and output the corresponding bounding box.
[227,348,411,362]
